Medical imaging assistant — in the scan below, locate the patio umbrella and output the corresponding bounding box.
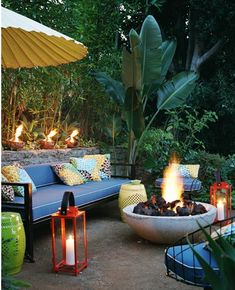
[1,7,88,69]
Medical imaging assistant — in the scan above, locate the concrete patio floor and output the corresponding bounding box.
[17,200,197,290]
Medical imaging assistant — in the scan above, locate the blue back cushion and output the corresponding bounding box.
[24,163,60,187]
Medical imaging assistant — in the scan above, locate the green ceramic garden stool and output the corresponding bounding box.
[2,212,26,275]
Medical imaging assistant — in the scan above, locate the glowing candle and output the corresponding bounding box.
[66,235,75,265]
[217,200,225,221]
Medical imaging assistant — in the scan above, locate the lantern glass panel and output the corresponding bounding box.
[52,215,87,269]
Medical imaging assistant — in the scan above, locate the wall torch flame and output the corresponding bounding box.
[67,129,79,143]
[161,156,184,203]
[45,129,57,142]
[11,124,23,142]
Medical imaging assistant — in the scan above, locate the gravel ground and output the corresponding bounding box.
[16,200,198,290]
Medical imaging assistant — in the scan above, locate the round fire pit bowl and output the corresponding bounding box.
[122,202,217,244]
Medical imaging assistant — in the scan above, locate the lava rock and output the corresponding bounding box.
[133,202,146,214]
[161,209,177,216]
[176,206,190,216]
[191,203,207,215]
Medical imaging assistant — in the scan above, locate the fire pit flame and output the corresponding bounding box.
[133,156,208,217]
[161,157,183,204]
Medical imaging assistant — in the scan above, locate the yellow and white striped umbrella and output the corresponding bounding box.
[1,7,88,69]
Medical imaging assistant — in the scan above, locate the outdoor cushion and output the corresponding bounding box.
[156,177,202,192]
[2,163,37,196]
[84,154,111,179]
[51,163,84,186]
[165,242,218,286]
[14,178,130,221]
[1,174,14,201]
[70,157,101,181]
[24,163,61,187]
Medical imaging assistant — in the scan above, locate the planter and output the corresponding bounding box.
[123,202,217,244]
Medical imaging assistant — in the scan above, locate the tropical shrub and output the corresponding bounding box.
[94,15,198,167]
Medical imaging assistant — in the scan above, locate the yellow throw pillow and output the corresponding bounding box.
[2,163,37,196]
[51,163,84,186]
[185,164,200,179]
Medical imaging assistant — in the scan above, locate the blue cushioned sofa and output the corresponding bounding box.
[2,163,132,261]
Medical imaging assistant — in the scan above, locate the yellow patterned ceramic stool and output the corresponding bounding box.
[119,180,147,222]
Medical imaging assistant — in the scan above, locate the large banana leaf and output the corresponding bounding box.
[161,40,177,79]
[140,15,162,87]
[157,71,198,110]
[122,46,141,90]
[93,71,125,105]
[123,87,145,139]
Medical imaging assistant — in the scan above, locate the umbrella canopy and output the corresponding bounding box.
[1,7,88,69]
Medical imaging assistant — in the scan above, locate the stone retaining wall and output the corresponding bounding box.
[1,147,100,166]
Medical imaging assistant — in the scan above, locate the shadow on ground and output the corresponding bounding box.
[16,200,197,290]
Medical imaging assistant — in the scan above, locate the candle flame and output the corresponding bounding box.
[161,156,184,203]
[10,124,23,142]
[45,129,57,142]
[217,199,225,205]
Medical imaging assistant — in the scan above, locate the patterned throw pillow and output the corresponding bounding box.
[70,157,101,182]
[84,154,111,179]
[1,174,14,201]
[185,164,200,179]
[51,163,84,186]
[177,165,191,177]
[2,163,37,197]
[171,163,191,178]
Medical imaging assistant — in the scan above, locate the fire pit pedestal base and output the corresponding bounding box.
[123,202,217,244]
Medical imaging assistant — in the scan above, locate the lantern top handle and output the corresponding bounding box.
[60,191,75,215]
[215,170,221,183]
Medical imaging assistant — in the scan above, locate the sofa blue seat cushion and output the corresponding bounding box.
[14,178,130,221]
[156,177,202,192]
[165,243,218,286]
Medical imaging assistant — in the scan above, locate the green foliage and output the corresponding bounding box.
[187,224,235,290]
[138,128,177,176]
[165,106,218,153]
[221,155,235,188]
[94,15,198,165]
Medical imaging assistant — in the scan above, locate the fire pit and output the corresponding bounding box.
[122,157,217,244]
[123,202,216,244]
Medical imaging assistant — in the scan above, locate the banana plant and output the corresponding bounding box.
[93,15,198,166]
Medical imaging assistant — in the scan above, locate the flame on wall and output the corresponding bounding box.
[161,156,184,203]
[66,129,79,143]
[45,129,57,142]
[10,124,23,142]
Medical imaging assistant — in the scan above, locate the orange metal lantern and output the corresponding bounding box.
[210,180,232,222]
[51,192,88,275]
